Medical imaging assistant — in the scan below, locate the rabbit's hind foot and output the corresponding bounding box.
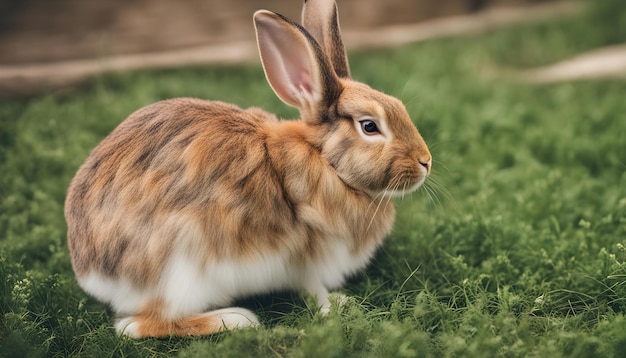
[115,307,260,338]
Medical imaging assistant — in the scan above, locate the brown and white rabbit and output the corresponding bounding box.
[65,0,431,338]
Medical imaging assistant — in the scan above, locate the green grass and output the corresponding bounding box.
[2,1,626,356]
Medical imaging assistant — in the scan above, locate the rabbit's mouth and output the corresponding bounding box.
[381,177,426,198]
[379,166,429,198]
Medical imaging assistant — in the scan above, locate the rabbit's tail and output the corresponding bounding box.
[115,306,259,338]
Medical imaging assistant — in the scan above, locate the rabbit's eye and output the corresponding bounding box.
[360,120,380,135]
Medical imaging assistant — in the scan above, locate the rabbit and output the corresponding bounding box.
[64,0,431,338]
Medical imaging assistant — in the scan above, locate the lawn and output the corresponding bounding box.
[1,1,626,357]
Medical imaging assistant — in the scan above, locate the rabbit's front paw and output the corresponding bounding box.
[115,317,141,338]
[210,307,261,330]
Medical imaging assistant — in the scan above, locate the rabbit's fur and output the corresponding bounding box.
[65,0,431,338]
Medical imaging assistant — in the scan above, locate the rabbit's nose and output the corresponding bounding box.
[418,157,432,174]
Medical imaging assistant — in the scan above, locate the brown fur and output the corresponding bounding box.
[127,300,244,337]
[65,0,431,337]
[66,97,404,284]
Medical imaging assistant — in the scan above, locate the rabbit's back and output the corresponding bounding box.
[63,0,430,337]
[65,98,294,285]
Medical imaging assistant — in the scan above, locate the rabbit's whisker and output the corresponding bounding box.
[427,176,456,209]
[366,173,401,233]
[366,195,386,234]
[401,177,408,201]
[423,182,440,208]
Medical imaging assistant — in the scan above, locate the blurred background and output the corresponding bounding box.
[5,0,624,96]
[0,0,559,65]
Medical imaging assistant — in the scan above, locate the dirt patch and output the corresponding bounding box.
[519,44,626,83]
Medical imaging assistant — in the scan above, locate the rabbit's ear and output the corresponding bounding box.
[302,0,350,79]
[254,10,341,112]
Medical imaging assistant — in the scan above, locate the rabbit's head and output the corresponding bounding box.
[254,0,431,197]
